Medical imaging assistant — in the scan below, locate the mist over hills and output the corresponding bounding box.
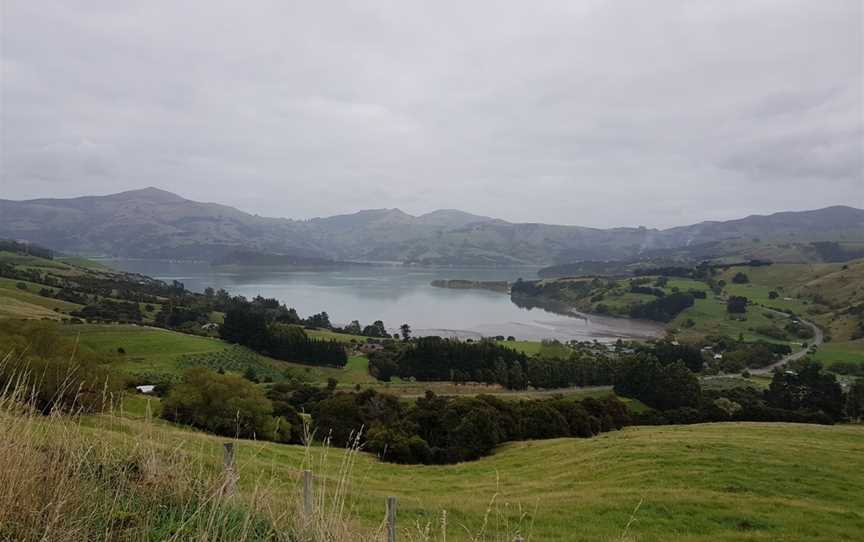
[1,187,862,266]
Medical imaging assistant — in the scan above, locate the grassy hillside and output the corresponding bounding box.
[716,261,864,364]
[82,411,864,541]
[60,323,371,386]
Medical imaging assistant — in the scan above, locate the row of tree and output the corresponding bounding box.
[369,337,530,388]
[220,304,347,367]
[368,339,710,391]
[160,367,631,464]
[159,358,861,465]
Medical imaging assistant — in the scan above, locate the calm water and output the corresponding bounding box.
[104,260,663,342]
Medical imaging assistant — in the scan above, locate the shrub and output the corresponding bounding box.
[161,368,290,442]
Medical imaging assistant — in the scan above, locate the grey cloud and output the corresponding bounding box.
[1,0,862,228]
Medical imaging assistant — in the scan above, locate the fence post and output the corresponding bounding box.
[303,469,313,518]
[386,495,397,542]
[223,442,236,496]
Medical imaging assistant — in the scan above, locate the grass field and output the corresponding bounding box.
[0,250,73,271]
[54,255,111,270]
[495,339,543,355]
[67,324,226,375]
[0,277,83,312]
[59,324,372,385]
[673,294,794,344]
[815,340,864,365]
[85,413,864,541]
[0,296,64,319]
[306,328,369,343]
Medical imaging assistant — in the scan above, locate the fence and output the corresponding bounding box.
[220,442,527,541]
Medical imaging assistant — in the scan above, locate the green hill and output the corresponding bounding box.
[82,413,864,541]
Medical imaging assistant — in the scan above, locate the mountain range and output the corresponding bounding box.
[1,187,863,266]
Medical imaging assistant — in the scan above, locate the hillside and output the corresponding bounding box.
[514,260,864,368]
[2,188,863,265]
[54,409,864,540]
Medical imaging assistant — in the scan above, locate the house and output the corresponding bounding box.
[202,323,220,331]
[136,385,155,394]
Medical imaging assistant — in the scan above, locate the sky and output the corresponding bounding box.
[1,0,862,229]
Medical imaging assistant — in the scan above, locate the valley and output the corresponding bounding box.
[0,222,861,541]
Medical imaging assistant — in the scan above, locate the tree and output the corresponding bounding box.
[311,393,364,447]
[220,307,269,350]
[399,323,412,341]
[615,355,701,410]
[768,291,779,300]
[368,349,399,381]
[442,398,503,462]
[846,380,864,421]
[362,320,388,338]
[647,341,704,372]
[732,272,750,284]
[765,362,844,420]
[161,368,288,442]
[306,311,332,329]
[344,320,362,335]
[726,296,748,314]
[629,292,695,322]
[519,401,570,439]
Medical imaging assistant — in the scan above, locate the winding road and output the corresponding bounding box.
[750,312,823,375]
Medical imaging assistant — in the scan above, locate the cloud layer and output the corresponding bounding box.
[2,0,861,227]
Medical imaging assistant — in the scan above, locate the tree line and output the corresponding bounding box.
[160,367,632,464]
[219,304,347,367]
[369,337,530,388]
[159,356,861,465]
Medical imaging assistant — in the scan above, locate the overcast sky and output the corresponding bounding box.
[1,1,862,228]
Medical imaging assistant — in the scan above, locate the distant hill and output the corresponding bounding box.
[1,187,862,266]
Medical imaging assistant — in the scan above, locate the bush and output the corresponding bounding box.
[0,320,121,414]
[732,272,750,284]
[161,368,290,442]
